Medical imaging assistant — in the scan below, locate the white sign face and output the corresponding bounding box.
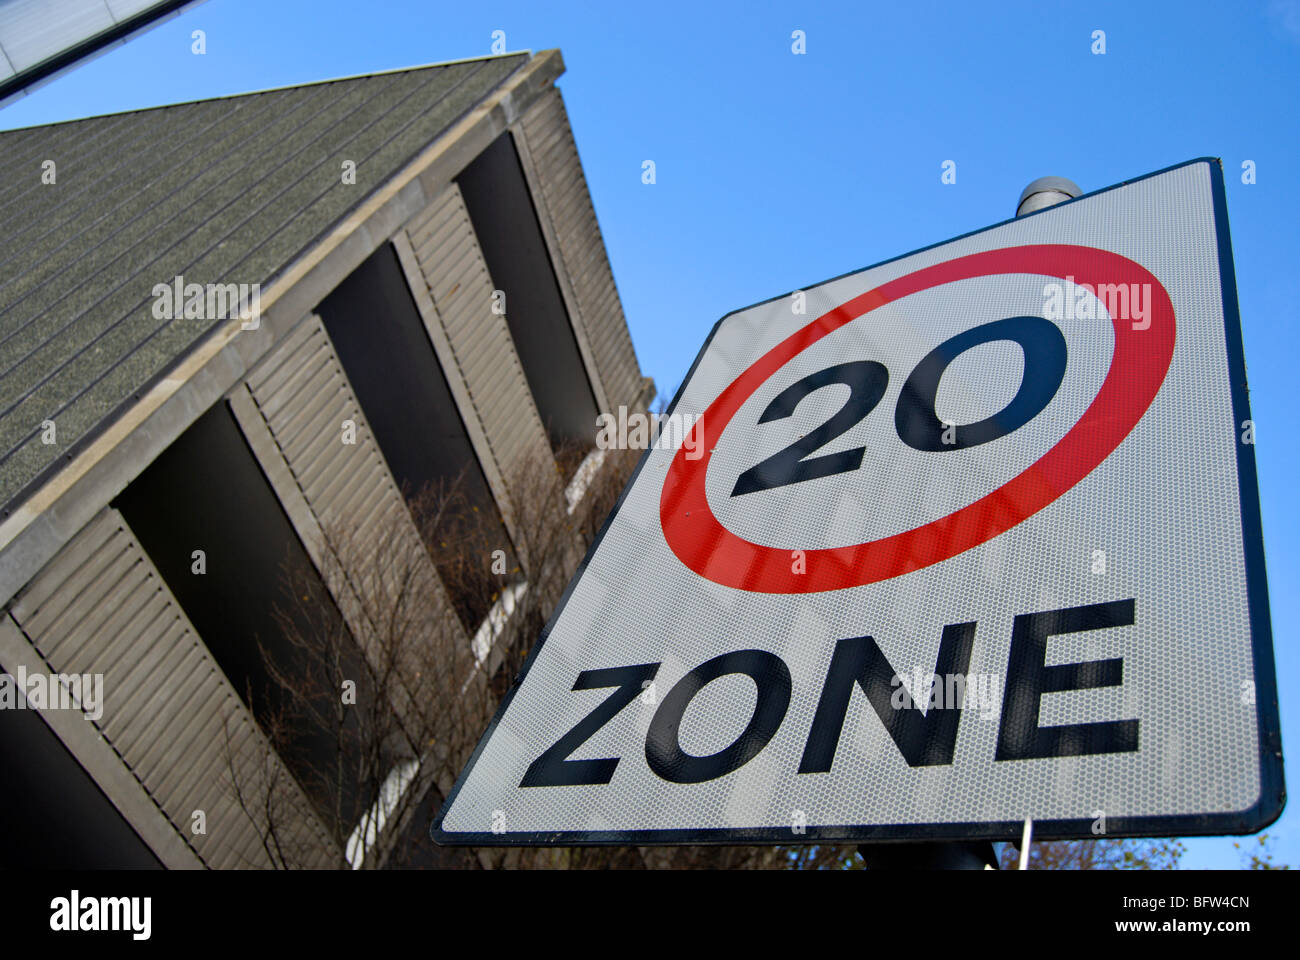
[435,159,1281,846]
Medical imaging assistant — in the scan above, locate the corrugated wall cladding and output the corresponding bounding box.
[242,314,469,712]
[519,88,645,411]
[245,315,405,553]
[5,508,338,869]
[404,184,554,496]
[0,52,528,516]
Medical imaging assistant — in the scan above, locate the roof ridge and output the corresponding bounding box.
[0,50,533,135]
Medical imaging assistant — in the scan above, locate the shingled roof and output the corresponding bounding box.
[0,51,529,516]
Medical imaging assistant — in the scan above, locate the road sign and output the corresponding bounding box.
[434,158,1282,846]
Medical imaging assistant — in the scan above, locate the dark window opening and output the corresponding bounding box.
[457,132,599,472]
[0,694,162,868]
[113,402,381,837]
[316,242,518,631]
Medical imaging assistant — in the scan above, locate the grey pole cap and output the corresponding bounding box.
[1016,176,1082,217]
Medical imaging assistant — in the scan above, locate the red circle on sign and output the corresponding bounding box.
[659,244,1176,594]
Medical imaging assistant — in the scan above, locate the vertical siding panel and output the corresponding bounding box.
[6,508,338,869]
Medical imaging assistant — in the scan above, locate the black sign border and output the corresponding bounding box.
[433,157,1284,847]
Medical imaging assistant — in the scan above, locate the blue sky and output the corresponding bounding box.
[3,0,1297,869]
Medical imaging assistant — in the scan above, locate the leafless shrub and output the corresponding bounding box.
[225,438,861,869]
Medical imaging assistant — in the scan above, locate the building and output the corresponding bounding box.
[0,49,652,868]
